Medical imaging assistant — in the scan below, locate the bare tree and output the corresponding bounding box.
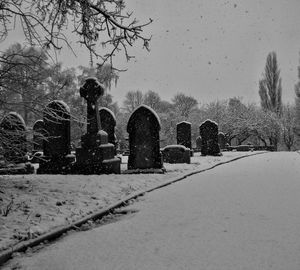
[143,90,162,112]
[172,93,198,118]
[123,90,143,113]
[0,0,152,67]
[0,43,50,124]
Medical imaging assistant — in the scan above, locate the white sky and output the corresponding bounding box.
[3,0,300,106]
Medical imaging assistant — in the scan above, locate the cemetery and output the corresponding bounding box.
[1,1,300,269]
[0,77,277,176]
[0,76,281,257]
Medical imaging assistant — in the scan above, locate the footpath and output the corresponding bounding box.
[3,152,300,269]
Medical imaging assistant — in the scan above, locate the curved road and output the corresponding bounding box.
[3,152,300,270]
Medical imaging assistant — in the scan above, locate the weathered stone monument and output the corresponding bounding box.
[195,136,202,151]
[72,77,120,174]
[37,100,74,174]
[0,112,34,174]
[218,132,226,150]
[199,119,221,156]
[99,107,117,154]
[177,121,193,156]
[126,105,164,172]
[0,112,27,163]
[32,119,45,152]
[176,121,192,149]
[162,145,190,164]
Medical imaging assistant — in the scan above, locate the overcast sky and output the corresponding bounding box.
[4,0,300,106]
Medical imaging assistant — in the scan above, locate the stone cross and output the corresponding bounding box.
[79,77,104,134]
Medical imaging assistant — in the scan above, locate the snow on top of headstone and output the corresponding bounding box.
[129,104,161,129]
[200,119,218,126]
[48,100,71,113]
[177,121,192,125]
[99,107,116,122]
[3,111,26,127]
[163,144,188,150]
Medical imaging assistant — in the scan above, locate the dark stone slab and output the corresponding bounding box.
[127,105,163,171]
[162,145,191,164]
[99,107,117,154]
[37,100,75,174]
[218,132,226,150]
[32,120,45,152]
[199,119,221,156]
[0,112,28,164]
[176,121,192,149]
[195,136,202,151]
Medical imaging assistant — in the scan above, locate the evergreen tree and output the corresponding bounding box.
[259,52,282,116]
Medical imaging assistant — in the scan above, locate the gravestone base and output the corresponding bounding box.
[71,143,121,174]
[37,154,75,174]
[0,163,34,175]
[123,167,166,174]
[201,150,223,157]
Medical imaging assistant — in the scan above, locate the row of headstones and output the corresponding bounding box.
[176,120,226,156]
[0,111,225,162]
[0,108,224,171]
[0,108,225,171]
[0,78,225,174]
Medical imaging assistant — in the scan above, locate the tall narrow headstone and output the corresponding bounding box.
[99,107,117,154]
[199,119,221,156]
[195,136,202,151]
[127,105,163,171]
[72,78,120,174]
[0,112,27,163]
[32,119,45,152]
[218,132,226,150]
[37,100,74,174]
[176,121,192,149]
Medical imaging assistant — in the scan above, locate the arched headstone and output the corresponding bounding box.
[37,100,74,174]
[127,105,163,170]
[99,107,117,152]
[0,112,27,163]
[43,100,71,157]
[32,119,45,152]
[199,119,221,156]
[218,132,226,150]
[195,136,202,151]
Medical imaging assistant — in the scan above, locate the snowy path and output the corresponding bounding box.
[4,152,300,270]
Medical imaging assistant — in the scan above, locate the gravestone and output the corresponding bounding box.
[176,121,192,149]
[162,145,190,164]
[37,100,74,174]
[127,105,164,172]
[72,77,120,174]
[0,112,27,163]
[195,136,202,151]
[199,119,221,156]
[32,120,45,152]
[218,132,226,150]
[0,112,34,174]
[99,107,117,154]
[177,121,193,157]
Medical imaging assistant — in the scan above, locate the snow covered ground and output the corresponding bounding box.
[0,151,256,253]
[2,151,300,270]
